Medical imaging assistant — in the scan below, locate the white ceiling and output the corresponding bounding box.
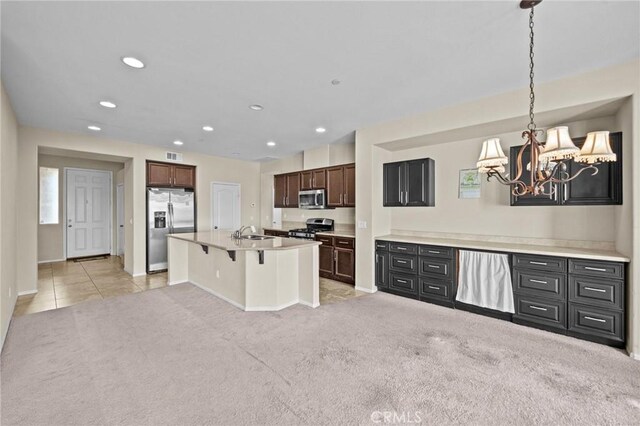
[2,1,639,161]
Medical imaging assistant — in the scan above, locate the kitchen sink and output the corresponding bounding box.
[239,234,275,240]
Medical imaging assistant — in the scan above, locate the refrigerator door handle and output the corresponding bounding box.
[168,203,174,232]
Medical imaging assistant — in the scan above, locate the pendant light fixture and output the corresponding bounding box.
[476,0,617,197]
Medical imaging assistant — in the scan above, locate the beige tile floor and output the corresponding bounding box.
[15,259,362,317]
[319,278,366,305]
[14,256,168,317]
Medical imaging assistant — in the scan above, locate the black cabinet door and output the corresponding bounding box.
[375,251,388,289]
[510,144,559,206]
[383,162,404,206]
[405,159,435,206]
[563,132,622,205]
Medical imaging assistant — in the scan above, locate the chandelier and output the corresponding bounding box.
[476,0,617,197]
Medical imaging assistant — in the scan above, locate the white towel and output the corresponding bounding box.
[456,250,515,313]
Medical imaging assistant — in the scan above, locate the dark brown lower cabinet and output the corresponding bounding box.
[376,239,626,348]
[263,229,289,237]
[316,235,355,284]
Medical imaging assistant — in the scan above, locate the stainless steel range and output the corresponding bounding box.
[288,218,334,240]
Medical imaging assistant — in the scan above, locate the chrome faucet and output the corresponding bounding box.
[232,225,256,239]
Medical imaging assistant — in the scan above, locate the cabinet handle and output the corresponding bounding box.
[428,285,440,290]
[396,247,407,251]
[584,266,607,272]
[399,192,403,205]
[339,194,343,205]
[344,193,348,204]
[584,286,606,293]
[339,241,349,245]
[530,279,548,284]
[584,316,606,323]
[428,250,440,254]
[529,305,547,311]
[563,183,568,203]
[396,260,407,264]
[427,265,439,269]
[529,261,548,266]
[397,279,407,284]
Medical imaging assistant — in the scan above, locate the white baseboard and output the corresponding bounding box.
[18,289,38,296]
[355,285,377,294]
[132,272,147,277]
[245,300,298,312]
[299,300,320,308]
[38,258,65,264]
[630,352,640,361]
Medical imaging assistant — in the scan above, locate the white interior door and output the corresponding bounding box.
[212,182,240,231]
[66,169,111,258]
[116,184,124,256]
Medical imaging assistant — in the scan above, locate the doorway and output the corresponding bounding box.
[211,182,241,231]
[116,184,124,259]
[65,168,112,258]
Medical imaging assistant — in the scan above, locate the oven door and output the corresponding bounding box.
[299,189,326,209]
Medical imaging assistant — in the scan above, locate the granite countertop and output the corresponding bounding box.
[168,231,321,251]
[376,234,630,262]
[316,230,356,238]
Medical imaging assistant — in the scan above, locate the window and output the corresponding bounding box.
[39,167,59,224]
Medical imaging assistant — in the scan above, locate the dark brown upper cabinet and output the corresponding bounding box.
[301,169,327,190]
[327,163,355,207]
[147,161,195,189]
[510,132,622,206]
[274,172,300,208]
[383,158,435,207]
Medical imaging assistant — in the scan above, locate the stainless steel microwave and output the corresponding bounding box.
[299,189,327,209]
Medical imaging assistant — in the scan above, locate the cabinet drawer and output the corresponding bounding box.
[569,276,623,310]
[389,242,417,255]
[389,272,418,296]
[335,237,354,249]
[419,277,452,300]
[418,245,453,259]
[389,254,417,274]
[513,270,566,300]
[316,235,334,245]
[514,294,566,329]
[375,241,388,251]
[418,257,453,280]
[513,254,566,273]
[569,304,623,342]
[569,259,624,280]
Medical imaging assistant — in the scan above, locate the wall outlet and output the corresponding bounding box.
[358,220,367,229]
[216,270,220,278]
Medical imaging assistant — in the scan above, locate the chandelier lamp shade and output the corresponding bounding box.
[477,0,617,197]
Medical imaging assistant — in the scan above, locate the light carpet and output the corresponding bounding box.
[2,283,639,425]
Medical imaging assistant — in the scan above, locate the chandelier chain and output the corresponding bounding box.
[528,7,536,131]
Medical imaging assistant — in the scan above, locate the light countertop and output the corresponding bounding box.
[376,234,630,262]
[169,231,321,251]
[316,230,356,238]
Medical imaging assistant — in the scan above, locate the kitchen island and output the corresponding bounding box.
[167,231,321,311]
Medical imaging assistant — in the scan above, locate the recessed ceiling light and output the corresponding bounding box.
[121,56,145,69]
[87,125,101,131]
[331,79,341,85]
[315,127,326,133]
[99,100,117,109]
[267,141,276,147]
[249,104,263,111]
[232,152,240,156]
[173,140,184,146]
[202,126,214,132]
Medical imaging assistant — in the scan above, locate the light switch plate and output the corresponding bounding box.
[358,220,367,229]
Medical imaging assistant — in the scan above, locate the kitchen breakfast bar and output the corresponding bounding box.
[167,232,321,311]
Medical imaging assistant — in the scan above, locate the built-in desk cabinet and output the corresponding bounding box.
[375,239,626,347]
[383,158,435,207]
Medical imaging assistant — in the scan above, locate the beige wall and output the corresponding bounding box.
[260,143,356,229]
[1,82,19,348]
[17,127,261,295]
[355,60,639,356]
[388,116,619,244]
[37,154,125,262]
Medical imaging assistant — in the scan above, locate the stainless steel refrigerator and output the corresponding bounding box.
[147,187,196,273]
